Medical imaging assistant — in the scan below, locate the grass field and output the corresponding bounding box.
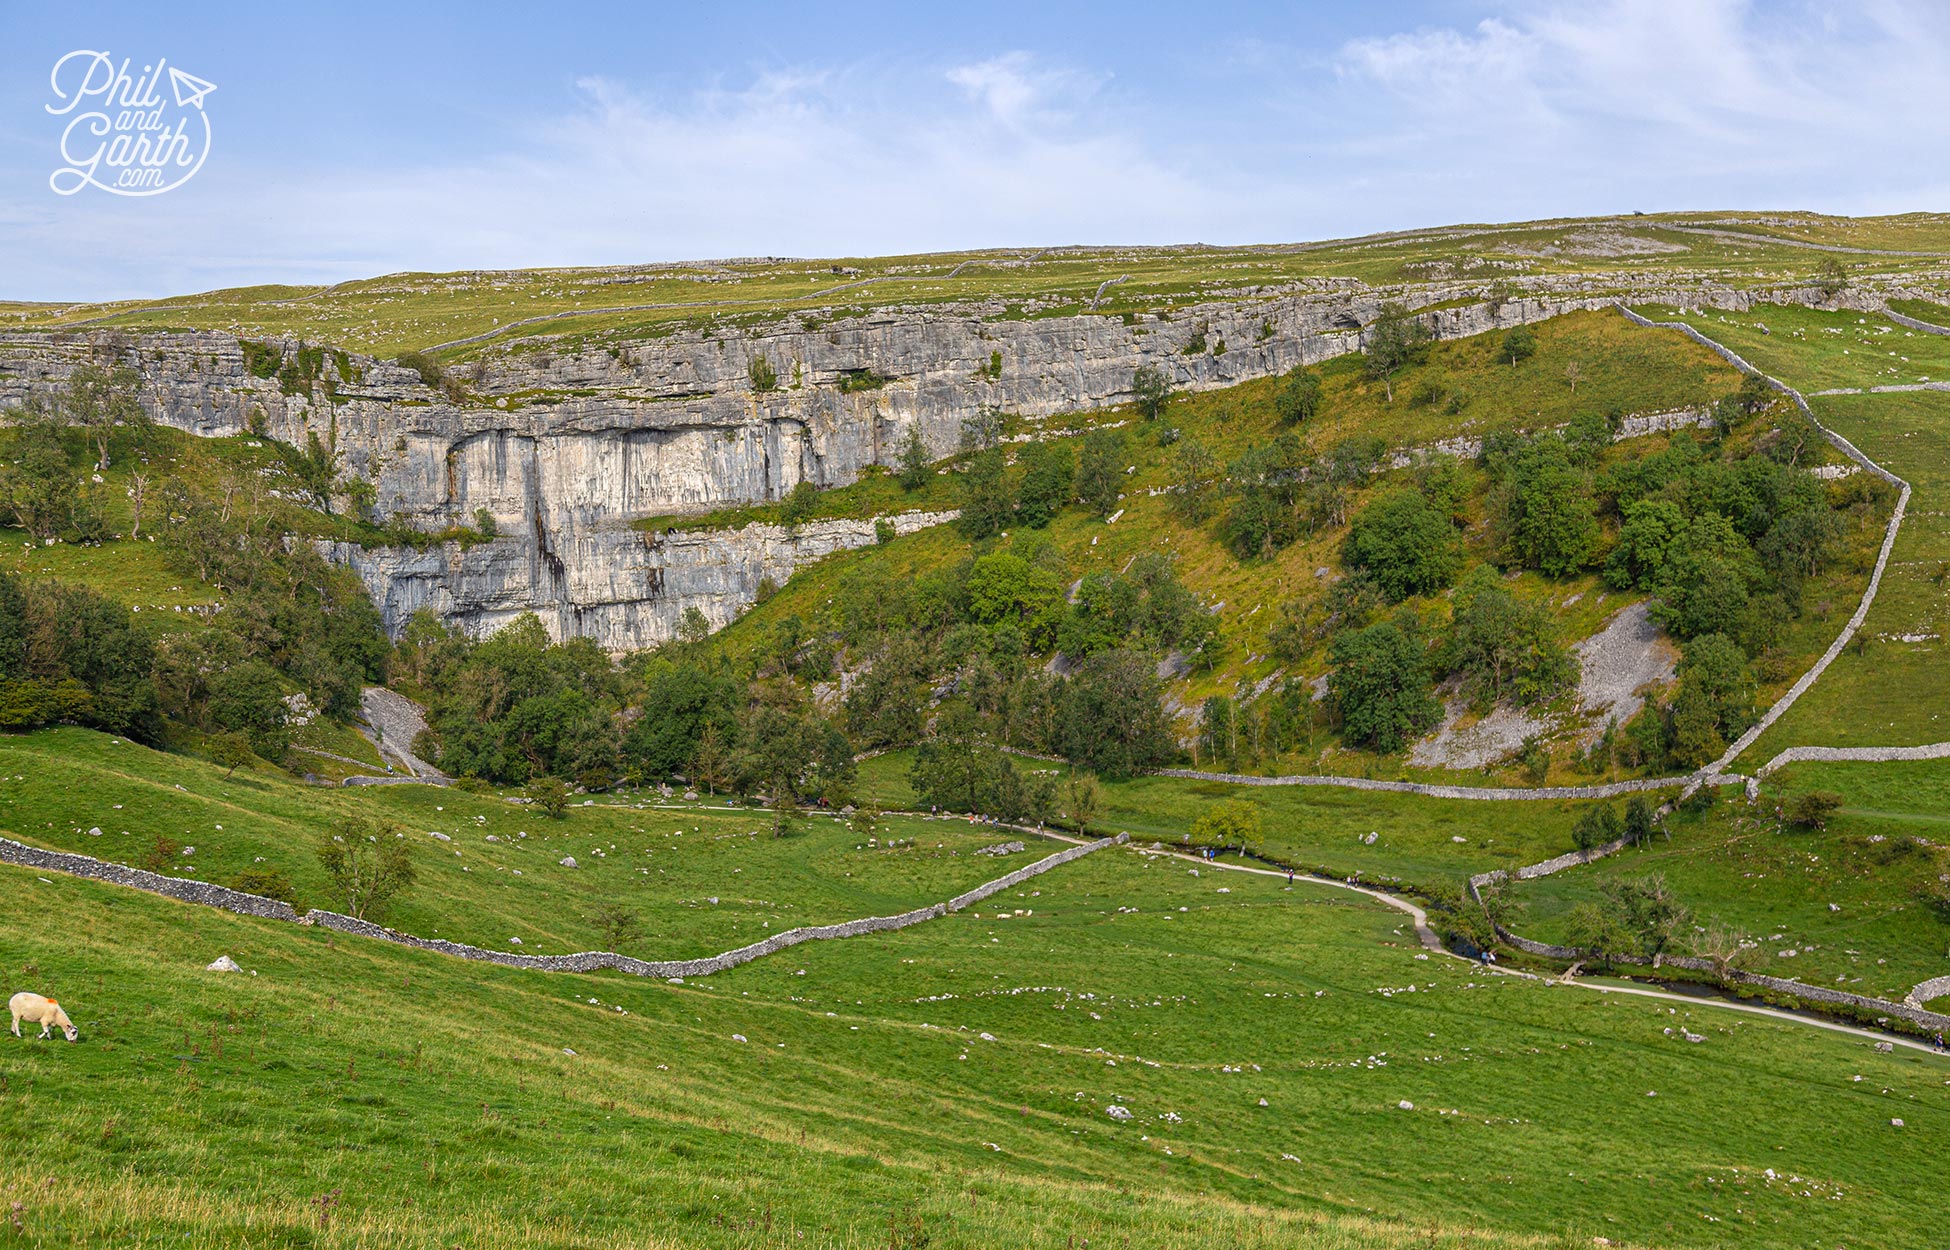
[0,729,1021,961]
[10,211,1948,359]
[7,816,1950,1248]
[1512,759,1950,1001]
[855,749,1694,890]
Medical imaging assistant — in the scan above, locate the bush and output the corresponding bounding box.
[749,354,778,393]
[229,867,297,906]
[530,775,572,819]
[1783,790,1844,830]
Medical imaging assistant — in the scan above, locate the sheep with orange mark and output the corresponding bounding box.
[9,992,78,1042]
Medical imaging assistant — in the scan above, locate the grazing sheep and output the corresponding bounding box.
[9,992,77,1042]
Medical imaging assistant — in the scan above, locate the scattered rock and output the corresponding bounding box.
[205,955,241,973]
[974,841,1026,857]
[732,1034,748,1043]
[1891,1117,1904,1127]
[1106,1105,1133,1121]
[1397,1100,1414,1111]
[87,827,103,837]
[559,856,577,868]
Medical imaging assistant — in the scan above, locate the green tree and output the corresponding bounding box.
[281,429,341,514]
[1563,901,1633,972]
[1063,771,1102,835]
[529,775,572,819]
[1444,566,1572,708]
[1623,795,1658,845]
[1501,324,1537,367]
[1603,874,1692,965]
[779,480,819,526]
[207,730,255,779]
[896,424,932,490]
[1273,365,1323,425]
[958,447,1014,539]
[1362,302,1431,402]
[208,659,290,761]
[748,354,778,392]
[1168,438,1222,523]
[1510,464,1599,577]
[1571,803,1622,857]
[315,820,415,921]
[1667,633,1755,768]
[1055,649,1171,780]
[1813,257,1848,299]
[1131,366,1172,421]
[64,364,146,472]
[1075,429,1125,518]
[1015,439,1075,528]
[1328,622,1439,753]
[1341,489,1462,602]
[1188,799,1261,855]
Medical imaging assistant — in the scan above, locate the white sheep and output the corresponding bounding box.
[9,992,78,1042]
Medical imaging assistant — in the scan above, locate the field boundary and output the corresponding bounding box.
[0,830,1124,980]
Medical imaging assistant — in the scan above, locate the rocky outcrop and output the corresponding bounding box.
[0,275,1744,650]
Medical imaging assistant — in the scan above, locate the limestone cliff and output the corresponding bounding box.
[0,275,1807,649]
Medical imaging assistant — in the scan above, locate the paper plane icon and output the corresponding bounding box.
[168,67,217,110]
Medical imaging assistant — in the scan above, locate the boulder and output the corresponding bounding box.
[206,955,241,972]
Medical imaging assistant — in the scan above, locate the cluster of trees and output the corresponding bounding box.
[0,369,389,767]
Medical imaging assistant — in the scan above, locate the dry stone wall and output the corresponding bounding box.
[0,830,1122,980]
[1495,927,1950,1034]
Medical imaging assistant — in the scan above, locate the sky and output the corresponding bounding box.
[1,0,1946,301]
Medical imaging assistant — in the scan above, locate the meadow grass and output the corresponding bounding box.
[0,728,1018,960]
[1512,759,1950,1000]
[855,748,1691,890]
[3,831,1948,1248]
[10,212,1937,357]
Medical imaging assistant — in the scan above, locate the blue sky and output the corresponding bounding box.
[2,1,1945,300]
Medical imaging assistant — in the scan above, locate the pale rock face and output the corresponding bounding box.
[0,276,1785,650]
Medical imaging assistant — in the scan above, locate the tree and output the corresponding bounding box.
[1327,622,1439,754]
[1571,803,1622,857]
[1188,799,1261,855]
[0,407,77,540]
[748,354,778,393]
[848,803,882,837]
[1509,463,1599,578]
[1063,771,1102,835]
[1075,429,1125,518]
[1501,325,1537,367]
[896,424,932,490]
[1783,790,1844,830]
[530,775,571,819]
[779,480,819,526]
[958,447,1014,539]
[1692,921,1760,984]
[1016,440,1075,528]
[1623,795,1658,845]
[1341,489,1462,602]
[1562,901,1632,973]
[1668,633,1755,768]
[769,789,801,837]
[1444,566,1572,708]
[208,658,290,761]
[590,903,643,951]
[689,721,732,796]
[1168,438,1223,523]
[1131,366,1172,421]
[1273,366,1323,425]
[1563,360,1583,393]
[1362,302,1431,402]
[64,364,145,472]
[1603,874,1692,966]
[315,820,415,921]
[207,730,254,779]
[1054,649,1171,780]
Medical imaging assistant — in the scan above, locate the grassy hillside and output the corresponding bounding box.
[11,211,1950,358]
[705,308,1880,785]
[6,799,1950,1248]
[0,728,1018,960]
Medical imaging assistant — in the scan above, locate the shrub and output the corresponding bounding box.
[1783,790,1844,830]
[229,867,297,906]
[315,820,415,921]
[748,354,779,392]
